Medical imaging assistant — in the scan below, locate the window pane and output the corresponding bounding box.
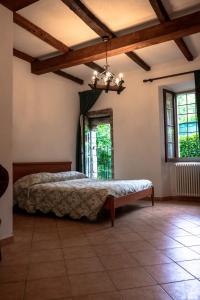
[167,109,174,125]
[168,143,175,158]
[187,93,195,104]
[178,115,187,123]
[188,104,196,114]
[176,91,199,159]
[166,94,173,109]
[178,105,187,114]
[167,126,174,142]
[177,94,186,105]
[188,114,197,122]
[188,122,198,134]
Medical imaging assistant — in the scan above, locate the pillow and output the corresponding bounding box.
[14,171,87,189]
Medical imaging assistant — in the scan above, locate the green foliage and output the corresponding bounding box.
[180,134,200,158]
[96,124,112,179]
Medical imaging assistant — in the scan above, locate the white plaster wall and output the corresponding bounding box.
[0,5,13,240]
[13,57,81,169]
[91,57,200,197]
[13,43,200,197]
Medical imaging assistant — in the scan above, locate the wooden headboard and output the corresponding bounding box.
[13,162,72,182]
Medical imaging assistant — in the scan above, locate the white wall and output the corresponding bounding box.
[13,58,81,169]
[91,57,200,197]
[0,5,13,240]
[13,42,200,197]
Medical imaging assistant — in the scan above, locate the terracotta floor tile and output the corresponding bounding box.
[66,257,104,274]
[178,260,200,278]
[24,276,71,300]
[61,236,89,248]
[0,250,30,266]
[93,243,125,256]
[0,264,28,283]
[63,245,96,259]
[27,261,66,280]
[30,249,63,263]
[32,232,59,242]
[115,232,142,242]
[99,253,139,270]
[0,282,25,300]
[69,272,115,296]
[162,279,200,300]
[131,250,172,266]
[162,247,200,262]
[147,236,183,250]
[121,240,156,253]
[120,285,172,299]
[108,267,156,290]
[145,262,194,284]
[31,239,61,251]
[86,232,116,245]
[72,291,122,300]
[174,235,200,247]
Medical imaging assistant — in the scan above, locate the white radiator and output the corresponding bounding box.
[174,163,200,197]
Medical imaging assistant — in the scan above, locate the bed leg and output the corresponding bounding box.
[110,200,115,227]
[151,186,154,206]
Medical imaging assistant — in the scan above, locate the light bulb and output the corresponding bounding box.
[106,71,111,78]
[119,73,123,79]
[115,78,120,85]
[93,70,98,76]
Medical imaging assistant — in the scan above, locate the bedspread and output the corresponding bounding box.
[14,178,152,220]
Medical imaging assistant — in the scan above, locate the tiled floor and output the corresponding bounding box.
[1,200,200,299]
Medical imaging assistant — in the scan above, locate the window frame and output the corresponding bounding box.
[163,89,200,162]
[84,108,114,179]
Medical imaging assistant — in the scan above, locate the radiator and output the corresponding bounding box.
[174,163,200,197]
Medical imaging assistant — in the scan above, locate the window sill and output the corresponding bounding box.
[166,158,200,163]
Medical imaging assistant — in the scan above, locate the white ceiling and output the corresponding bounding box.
[14,0,200,79]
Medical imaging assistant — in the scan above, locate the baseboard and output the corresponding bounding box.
[155,196,200,201]
[0,235,13,247]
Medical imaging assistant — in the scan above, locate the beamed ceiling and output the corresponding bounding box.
[1,0,200,84]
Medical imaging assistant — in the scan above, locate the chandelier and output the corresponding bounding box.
[88,36,126,94]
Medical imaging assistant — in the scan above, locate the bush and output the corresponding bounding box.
[180,134,200,158]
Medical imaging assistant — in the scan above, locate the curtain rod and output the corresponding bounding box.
[143,69,198,83]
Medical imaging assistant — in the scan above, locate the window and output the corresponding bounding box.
[163,89,200,161]
[84,109,114,179]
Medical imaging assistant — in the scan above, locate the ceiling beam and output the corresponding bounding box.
[13,48,35,63]
[31,11,200,75]
[0,0,39,11]
[53,70,84,84]
[14,12,70,53]
[149,0,193,61]
[62,0,150,71]
[13,12,104,73]
[13,48,84,84]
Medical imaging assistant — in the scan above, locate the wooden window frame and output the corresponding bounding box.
[163,89,200,162]
[85,108,114,178]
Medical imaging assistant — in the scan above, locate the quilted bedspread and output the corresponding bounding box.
[14,177,152,220]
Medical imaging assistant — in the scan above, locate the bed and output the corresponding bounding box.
[13,162,154,226]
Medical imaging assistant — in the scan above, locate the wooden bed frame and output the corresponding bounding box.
[13,162,154,226]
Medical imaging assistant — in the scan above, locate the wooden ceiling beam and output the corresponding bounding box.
[13,12,103,73]
[31,11,200,75]
[62,0,150,71]
[149,0,193,61]
[13,48,84,84]
[0,0,39,11]
[14,12,70,53]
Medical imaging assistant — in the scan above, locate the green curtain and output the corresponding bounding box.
[76,89,102,172]
[194,70,200,140]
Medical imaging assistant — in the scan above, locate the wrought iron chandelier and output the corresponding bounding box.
[88,36,126,94]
